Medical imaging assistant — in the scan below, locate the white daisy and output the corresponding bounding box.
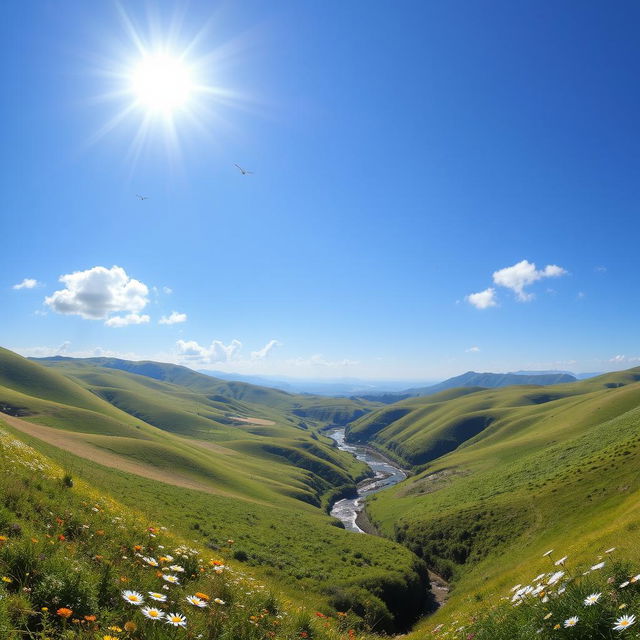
[605,547,616,554]
[548,571,565,585]
[533,574,546,582]
[162,574,180,585]
[122,590,145,605]
[564,616,579,628]
[613,614,636,631]
[583,592,601,606]
[166,612,187,628]
[214,597,226,605]
[148,591,167,602]
[591,561,606,571]
[143,556,159,567]
[555,556,568,566]
[142,607,164,620]
[186,595,207,608]
[620,581,630,588]
[170,565,185,573]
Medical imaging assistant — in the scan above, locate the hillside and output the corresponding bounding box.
[405,370,576,397]
[350,369,640,630]
[0,347,427,630]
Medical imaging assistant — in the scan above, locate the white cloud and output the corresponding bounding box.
[13,278,41,290]
[159,311,187,325]
[251,339,282,360]
[176,339,242,363]
[492,260,567,302]
[45,265,149,320]
[15,343,142,360]
[163,286,173,295]
[466,287,497,309]
[466,346,480,352]
[104,313,150,328]
[610,355,626,363]
[595,266,607,273]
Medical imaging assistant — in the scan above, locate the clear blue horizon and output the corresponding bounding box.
[2,1,639,380]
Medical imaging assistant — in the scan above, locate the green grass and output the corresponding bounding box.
[353,371,640,629]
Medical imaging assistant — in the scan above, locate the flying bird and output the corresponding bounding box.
[136,194,149,200]
[234,164,253,175]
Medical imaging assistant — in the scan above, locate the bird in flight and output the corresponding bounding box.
[234,163,254,175]
[136,194,150,200]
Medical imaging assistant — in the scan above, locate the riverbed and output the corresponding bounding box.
[328,428,407,533]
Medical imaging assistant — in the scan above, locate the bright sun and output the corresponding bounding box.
[130,54,194,114]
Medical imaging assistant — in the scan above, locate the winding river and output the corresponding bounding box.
[328,428,407,533]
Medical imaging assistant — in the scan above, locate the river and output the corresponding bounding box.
[328,428,407,533]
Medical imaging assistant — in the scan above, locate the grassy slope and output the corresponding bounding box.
[0,348,427,629]
[359,370,640,630]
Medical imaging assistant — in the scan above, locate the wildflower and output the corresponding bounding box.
[548,571,565,585]
[620,581,630,588]
[214,597,226,605]
[185,594,207,607]
[543,549,554,557]
[166,613,187,627]
[564,616,579,627]
[103,636,118,640]
[124,621,137,632]
[84,615,96,621]
[613,614,636,631]
[619,604,628,609]
[605,547,616,554]
[143,556,159,567]
[1,577,12,583]
[170,564,185,572]
[57,608,73,618]
[142,607,164,620]
[0,536,7,543]
[533,574,546,582]
[121,590,145,605]
[543,613,553,620]
[107,626,122,632]
[194,592,210,601]
[162,574,180,584]
[555,556,568,566]
[631,574,640,583]
[148,591,167,602]
[553,624,561,630]
[584,593,602,606]
[591,562,606,571]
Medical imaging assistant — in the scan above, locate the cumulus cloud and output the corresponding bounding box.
[13,278,41,290]
[492,260,567,302]
[159,311,187,325]
[176,339,242,363]
[466,346,480,352]
[466,287,497,309]
[45,265,150,321]
[104,313,150,328]
[251,339,282,360]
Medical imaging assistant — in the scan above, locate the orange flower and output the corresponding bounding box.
[96,530,105,536]
[0,536,8,543]
[133,545,142,551]
[124,620,137,632]
[58,534,66,541]
[84,615,96,622]
[57,608,73,619]
[195,592,210,601]
[31,538,39,543]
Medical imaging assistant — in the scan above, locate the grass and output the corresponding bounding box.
[353,371,640,630]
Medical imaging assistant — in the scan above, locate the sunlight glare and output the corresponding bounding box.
[130,54,194,114]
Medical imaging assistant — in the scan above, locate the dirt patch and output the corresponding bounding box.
[396,468,467,498]
[229,415,276,426]
[0,412,239,499]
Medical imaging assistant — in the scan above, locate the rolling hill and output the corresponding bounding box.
[0,347,427,630]
[347,370,640,631]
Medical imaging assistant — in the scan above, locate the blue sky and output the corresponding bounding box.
[2,1,639,380]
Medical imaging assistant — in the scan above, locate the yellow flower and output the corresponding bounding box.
[124,621,137,632]
[1,577,12,583]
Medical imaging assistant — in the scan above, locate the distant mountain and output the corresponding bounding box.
[405,370,577,396]
[198,370,435,397]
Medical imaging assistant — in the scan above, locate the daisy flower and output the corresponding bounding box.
[620,581,630,588]
[142,607,164,620]
[583,593,601,606]
[162,574,180,585]
[166,613,187,628]
[631,574,640,583]
[605,547,616,554]
[555,556,568,566]
[143,557,159,567]
[548,571,565,585]
[214,598,226,605]
[591,562,606,571]
[533,574,546,582]
[148,592,167,602]
[564,616,579,628]
[613,614,636,631]
[169,565,185,572]
[543,549,554,557]
[186,595,207,608]
[122,590,145,605]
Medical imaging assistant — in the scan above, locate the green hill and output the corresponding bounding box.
[0,347,427,630]
[349,370,640,629]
